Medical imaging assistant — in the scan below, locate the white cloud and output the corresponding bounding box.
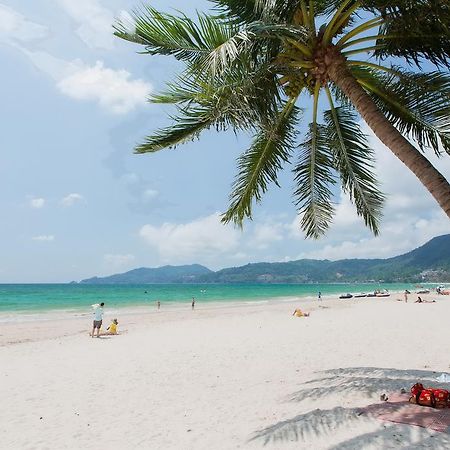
[19,50,151,114]
[103,253,135,269]
[57,60,150,114]
[249,222,283,250]
[139,213,240,265]
[61,193,84,207]
[30,197,45,209]
[32,235,54,242]
[55,0,115,49]
[0,4,48,43]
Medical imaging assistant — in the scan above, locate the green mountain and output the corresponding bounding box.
[79,234,450,284]
[80,264,213,284]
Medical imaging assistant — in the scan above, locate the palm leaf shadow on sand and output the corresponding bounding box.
[249,367,450,448]
[289,367,447,403]
[327,425,450,450]
[249,406,367,445]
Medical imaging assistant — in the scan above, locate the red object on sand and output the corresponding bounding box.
[360,393,450,433]
[410,383,450,408]
[430,389,450,409]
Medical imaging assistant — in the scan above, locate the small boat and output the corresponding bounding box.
[366,292,377,297]
[354,293,367,298]
[339,293,353,299]
[416,289,430,294]
[375,289,390,297]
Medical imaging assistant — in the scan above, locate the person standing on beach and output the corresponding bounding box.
[92,302,104,338]
[191,297,195,310]
[404,290,408,303]
[157,300,161,310]
[318,291,322,302]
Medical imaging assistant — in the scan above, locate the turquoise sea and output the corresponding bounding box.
[0,282,427,319]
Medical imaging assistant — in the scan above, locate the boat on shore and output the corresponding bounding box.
[339,293,353,299]
[365,289,390,298]
[376,291,390,297]
[354,293,367,298]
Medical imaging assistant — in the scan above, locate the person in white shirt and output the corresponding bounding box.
[91,302,104,338]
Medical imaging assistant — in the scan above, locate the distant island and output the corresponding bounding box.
[78,234,450,284]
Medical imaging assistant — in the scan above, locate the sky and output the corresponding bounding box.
[0,0,449,283]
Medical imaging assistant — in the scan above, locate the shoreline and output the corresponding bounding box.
[0,291,443,347]
[0,284,444,323]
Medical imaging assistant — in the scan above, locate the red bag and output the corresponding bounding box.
[429,389,450,409]
[417,389,436,407]
[411,383,424,396]
[410,383,450,408]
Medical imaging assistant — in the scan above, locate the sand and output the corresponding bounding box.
[1,294,450,449]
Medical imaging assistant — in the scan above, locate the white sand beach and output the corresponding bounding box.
[1,294,450,449]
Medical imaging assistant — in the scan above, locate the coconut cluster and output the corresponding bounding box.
[279,42,345,98]
[276,6,350,99]
[278,40,314,97]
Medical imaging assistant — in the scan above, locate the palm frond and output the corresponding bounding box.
[294,125,336,239]
[209,0,261,23]
[114,6,239,65]
[135,106,215,154]
[322,0,360,44]
[365,0,450,67]
[150,75,202,105]
[203,21,308,74]
[293,84,336,238]
[139,55,283,153]
[348,65,450,155]
[203,29,254,74]
[222,99,300,226]
[211,0,332,25]
[324,90,384,235]
[207,59,281,128]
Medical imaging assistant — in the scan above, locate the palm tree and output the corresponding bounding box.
[114,0,450,238]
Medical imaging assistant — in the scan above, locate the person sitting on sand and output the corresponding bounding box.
[292,308,310,317]
[91,319,119,337]
[106,318,118,334]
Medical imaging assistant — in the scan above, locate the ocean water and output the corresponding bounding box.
[0,282,426,319]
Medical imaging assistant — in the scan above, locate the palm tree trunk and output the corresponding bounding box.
[327,58,450,219]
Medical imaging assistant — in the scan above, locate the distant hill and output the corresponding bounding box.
[78,234,450,284]
[197,234,450,283]
[80,264,213,284]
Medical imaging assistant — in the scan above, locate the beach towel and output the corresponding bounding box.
[360,393,450,433]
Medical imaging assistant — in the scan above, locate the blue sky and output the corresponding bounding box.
[1,0,449,283]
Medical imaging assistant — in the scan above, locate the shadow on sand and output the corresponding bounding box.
[249,367,450,448]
